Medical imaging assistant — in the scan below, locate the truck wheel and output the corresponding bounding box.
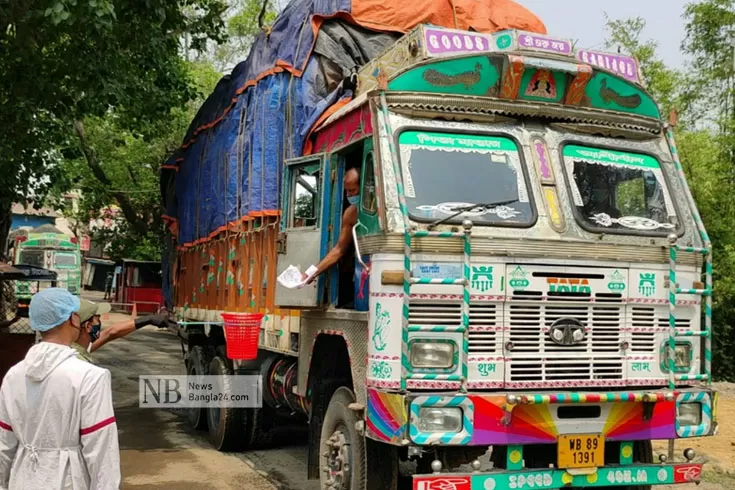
[186,346,211,431]
[320,387,366,490]
[621,440,653,490]
[207,355,244,452]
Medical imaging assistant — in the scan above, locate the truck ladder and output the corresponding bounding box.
[377,92,472,392]
[665,127,713,460]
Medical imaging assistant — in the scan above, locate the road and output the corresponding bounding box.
[94,310,735,490]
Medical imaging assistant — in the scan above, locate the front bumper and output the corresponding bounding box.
[414,463,703,489]
[366,389,717,446]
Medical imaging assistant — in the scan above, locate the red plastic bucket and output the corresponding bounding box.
[221,313,265,360]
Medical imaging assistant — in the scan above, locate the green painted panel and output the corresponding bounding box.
[470,465,677,489]
[389,56,499,96]
[585,72,660,119]
[399,131,518,152]
[563,145,660,169]
[519,68,567,103]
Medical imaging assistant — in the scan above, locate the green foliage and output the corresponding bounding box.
[606,2,735,380]
[208,0,277,70]
[0,0,227,258]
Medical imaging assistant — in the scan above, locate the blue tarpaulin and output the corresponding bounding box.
[161,0,546,246]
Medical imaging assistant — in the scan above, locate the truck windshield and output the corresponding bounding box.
[562,145,677,234]
[398,131,534,226]
[19,250,45,268]
[54,252,78,267]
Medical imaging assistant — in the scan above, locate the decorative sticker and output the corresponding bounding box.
[424,27,492,57]
[524,70,557,99]
[638,273,656,297]
[471,266,494,292]
[414,476,470,490]
[369,360,393,379]
[399,147,416,198]
[518,33,572,55]
[607,269,626,292]
[477,363,497,376]
[576,49,641,83]
[508,265,530,290]
[413,262,463,279]
[372,302,390,352]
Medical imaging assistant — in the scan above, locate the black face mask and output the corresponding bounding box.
[89,322,102,342]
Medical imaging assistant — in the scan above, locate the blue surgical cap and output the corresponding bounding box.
[29,288,81,332]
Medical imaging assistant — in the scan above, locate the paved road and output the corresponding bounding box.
[94,311,729,490]
[93,317,282,490]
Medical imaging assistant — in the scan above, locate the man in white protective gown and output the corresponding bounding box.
[0,288,120,490]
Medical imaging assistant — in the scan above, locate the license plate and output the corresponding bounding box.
[558,434,604,469]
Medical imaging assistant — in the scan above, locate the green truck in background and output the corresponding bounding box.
[12,226,82,316]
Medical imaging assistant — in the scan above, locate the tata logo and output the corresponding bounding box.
[548,318,586,346]
[547,277,591,294]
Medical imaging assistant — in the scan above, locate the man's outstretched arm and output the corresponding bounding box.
[307,207,357,283]
[90,315,169,352]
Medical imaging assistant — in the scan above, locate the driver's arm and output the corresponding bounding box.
[307,206,358,283]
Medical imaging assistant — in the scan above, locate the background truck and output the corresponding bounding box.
[11,224,81,318]
[162,1,715,488]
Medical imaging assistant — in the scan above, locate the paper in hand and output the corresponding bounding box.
[278,265,306,289]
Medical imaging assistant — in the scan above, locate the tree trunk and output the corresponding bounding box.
[73,119,150,237]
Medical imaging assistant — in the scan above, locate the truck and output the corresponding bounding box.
[161,2,715,488]
[12,225,82,316]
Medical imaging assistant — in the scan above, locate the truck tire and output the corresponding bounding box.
[187,346,211,431]
[207,355,244,452]
[320,387,366,490]
[621,440,653,490]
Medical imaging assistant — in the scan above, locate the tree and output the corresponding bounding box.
[196,0,277,71]
[603,15,688,119]
[50,61,222,260]
[0,0,228,254]
[605,4,735,380]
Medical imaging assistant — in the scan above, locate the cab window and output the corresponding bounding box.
[361,152,377,215]
[290,163,320,228]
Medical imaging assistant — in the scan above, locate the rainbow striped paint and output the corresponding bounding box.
[366,389,407,444]
[409,396,474,445]
[470,395,676,445]
[676,392,712,437]
[517,392,673,405]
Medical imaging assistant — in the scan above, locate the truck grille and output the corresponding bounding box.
[506,301,624,383]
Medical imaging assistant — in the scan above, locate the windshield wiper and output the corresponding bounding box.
[427,200,517,230]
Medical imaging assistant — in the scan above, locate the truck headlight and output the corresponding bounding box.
[410,341,455,369]
[678,403,702,426]
[417,407,463,433]
[665,343,692,371]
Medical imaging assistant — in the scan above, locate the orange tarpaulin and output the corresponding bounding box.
[350,0,546,35]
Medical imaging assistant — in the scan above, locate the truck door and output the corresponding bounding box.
[275,154,328,307]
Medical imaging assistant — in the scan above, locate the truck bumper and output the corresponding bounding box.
[413,463,703,489]
[366,388,717,446]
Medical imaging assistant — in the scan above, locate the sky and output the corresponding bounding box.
[517,0,689,69]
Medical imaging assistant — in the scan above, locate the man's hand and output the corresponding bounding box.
[134,315,169,329]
